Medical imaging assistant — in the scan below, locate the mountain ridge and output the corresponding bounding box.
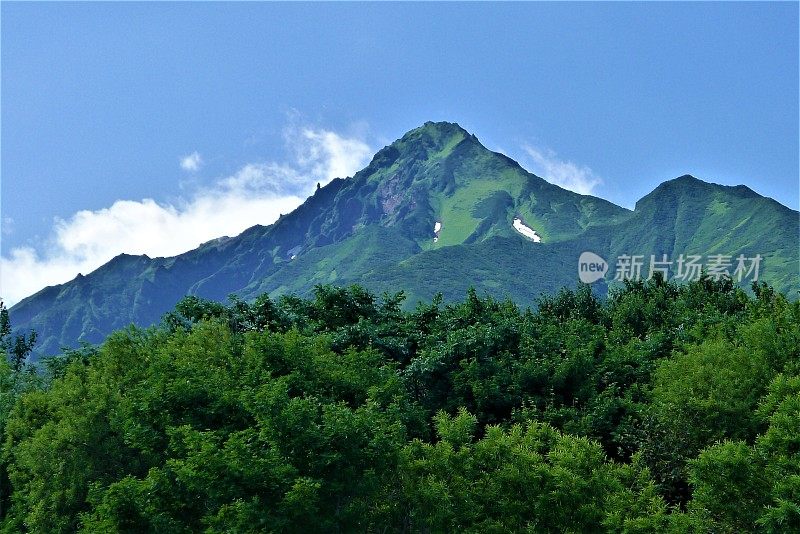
[9,121,799,356]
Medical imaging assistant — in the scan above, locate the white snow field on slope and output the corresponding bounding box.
[513,218,541,242]
[433,221,442,242]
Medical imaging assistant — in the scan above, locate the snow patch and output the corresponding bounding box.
[433,221,442,243]
[287,244,302,260]
[513,218,541,243]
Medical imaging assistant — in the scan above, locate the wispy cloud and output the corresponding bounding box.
[522,145,602,195]
[180,151,203,172]
[1,217,13,236]
[291,128,373,184]
[1,125,373,306]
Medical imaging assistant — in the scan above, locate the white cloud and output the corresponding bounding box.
[522,145,602,195]
[293,128,373,184]
[1,126,373,306]
[180,151,203,172]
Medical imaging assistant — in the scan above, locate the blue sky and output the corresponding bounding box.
[1,2,798,304]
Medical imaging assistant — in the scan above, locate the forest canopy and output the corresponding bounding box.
[1,277,798,532]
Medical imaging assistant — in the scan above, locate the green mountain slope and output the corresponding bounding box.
[597,176,798,290]
[8,122,798,356]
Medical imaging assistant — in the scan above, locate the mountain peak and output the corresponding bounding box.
[407,120,469,136]
[660,174,706,188]
[397,121,474,150]
[634,174,772,216]
[361,121,476,175]
[646,174,723,197]
[653,174,763,200]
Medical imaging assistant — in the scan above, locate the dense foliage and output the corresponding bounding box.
[1,277,798,532]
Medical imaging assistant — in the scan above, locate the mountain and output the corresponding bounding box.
[600,176,798,291]
[9,122,799,356]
